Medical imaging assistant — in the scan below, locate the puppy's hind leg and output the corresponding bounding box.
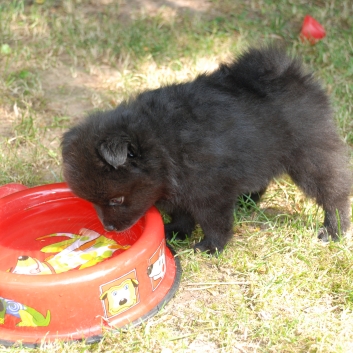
[288,147,352,242]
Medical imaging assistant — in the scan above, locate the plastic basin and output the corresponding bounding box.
[0,183,181,347]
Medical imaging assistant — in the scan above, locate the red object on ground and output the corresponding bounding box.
[300,15,326,44]
[0,183,28,199]
[0,183,181,347]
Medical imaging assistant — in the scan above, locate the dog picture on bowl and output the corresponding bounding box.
[62,46,352,254]
[8,228,130,275]
[147,241,167,291]
[100,270,140,319]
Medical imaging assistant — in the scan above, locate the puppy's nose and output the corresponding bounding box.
[104,224,117,232]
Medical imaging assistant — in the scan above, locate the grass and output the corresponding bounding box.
[0,0,353,352]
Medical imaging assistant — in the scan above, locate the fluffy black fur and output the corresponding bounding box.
[62,46,352,254]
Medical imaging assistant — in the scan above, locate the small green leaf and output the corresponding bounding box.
[1,44,11,55]
[48,149,57,158]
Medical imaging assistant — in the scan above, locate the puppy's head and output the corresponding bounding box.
[61,108,166,232]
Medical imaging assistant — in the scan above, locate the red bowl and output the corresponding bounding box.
[0,183,181,347]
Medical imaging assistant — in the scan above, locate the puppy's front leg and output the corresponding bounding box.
[194,203,235,254]
[164,208,196,241]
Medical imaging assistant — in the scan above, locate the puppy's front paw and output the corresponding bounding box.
[317,227,329,242]
[165,225,189,241]
[193,239,224,256]
[317,227,341,242]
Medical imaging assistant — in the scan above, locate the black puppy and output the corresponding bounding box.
[62,46,352,254]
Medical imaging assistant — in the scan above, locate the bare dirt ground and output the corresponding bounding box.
[40,0,213,120]
[96,0,212,14]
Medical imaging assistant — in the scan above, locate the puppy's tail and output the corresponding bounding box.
[220,46,312,97]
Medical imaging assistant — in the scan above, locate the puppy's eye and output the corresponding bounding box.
[127,148,135,158]
[109,196,124,206]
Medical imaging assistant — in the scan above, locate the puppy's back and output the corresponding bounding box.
[210,46,319,99]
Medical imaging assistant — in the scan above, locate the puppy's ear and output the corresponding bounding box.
[98,135,130,169]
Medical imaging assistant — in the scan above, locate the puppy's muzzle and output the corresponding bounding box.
[93,204,117,232]
[104,224,117,232]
